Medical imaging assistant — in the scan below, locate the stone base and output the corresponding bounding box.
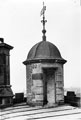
[27,101,43,107]
[43,103,58,108]
[26,100,60,108]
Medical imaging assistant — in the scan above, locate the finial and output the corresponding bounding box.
[40,2,47,41]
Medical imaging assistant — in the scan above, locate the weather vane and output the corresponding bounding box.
[40,2,47,41]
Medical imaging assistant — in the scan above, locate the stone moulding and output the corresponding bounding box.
[23,58,67,65]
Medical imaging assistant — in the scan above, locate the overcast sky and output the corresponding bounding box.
[0,0,80,93]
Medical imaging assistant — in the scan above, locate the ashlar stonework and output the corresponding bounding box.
[25,62,64,106]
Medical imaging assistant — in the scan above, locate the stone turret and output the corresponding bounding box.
[23,3,67,107]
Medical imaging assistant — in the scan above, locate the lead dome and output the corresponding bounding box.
[27,41,61,60]
[23,40,66,64]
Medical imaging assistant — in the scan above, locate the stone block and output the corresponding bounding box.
[56,81,63,88]
[32,63,42,74]
[32,73,43,80]
[56,88,63,94]
[35,94,43,101]
[32,86,43,94]
[27,93,35,102]
[56,94,64,101]
[33,79,43,87]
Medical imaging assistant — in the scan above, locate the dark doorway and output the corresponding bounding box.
[43,68,56,106]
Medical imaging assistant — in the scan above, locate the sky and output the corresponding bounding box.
[0,0,80,94]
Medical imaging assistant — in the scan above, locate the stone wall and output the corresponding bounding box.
[26,63,43,105]
[26,62,64,106]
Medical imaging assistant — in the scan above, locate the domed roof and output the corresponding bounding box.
[23,40,66,65]
[27,41,62,60]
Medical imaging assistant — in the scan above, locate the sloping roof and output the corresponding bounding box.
[0,43,13,50]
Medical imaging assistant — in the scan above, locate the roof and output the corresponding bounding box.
[0,43,13,50]
[23,41,66,64]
